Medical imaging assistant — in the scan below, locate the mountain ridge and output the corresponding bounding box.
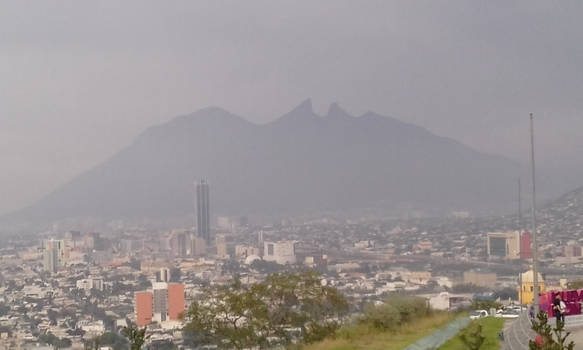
[5,100,523,225]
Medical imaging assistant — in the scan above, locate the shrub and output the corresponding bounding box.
[358,294,430,331]
[385,294,430,323]
[360,302,402,330]
[529,311,574,350]
[460,322,484,350]
[471,300,501,311]
[304,322,342,343]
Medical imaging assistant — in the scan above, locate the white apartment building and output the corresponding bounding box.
[263,241,297,264]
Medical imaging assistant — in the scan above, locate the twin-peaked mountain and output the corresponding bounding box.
[12,100,520,222]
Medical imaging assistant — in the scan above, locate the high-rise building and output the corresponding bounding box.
[258,230,265,256]
[257,231,264,245]
[43,239,67,273]
[134,283,185,325]
[486,231,520,260]
[169,230,189,257]
[153,282,169,322]
[216,234,228,258]
[135,292,153,326]
[263,241,297,264]
[190,235,206,256]
[196,179,211,244]
[168,284,185,320]
[43,243,59,274]
[159,268,171,282]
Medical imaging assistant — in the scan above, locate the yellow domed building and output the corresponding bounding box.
[519,269,546,305]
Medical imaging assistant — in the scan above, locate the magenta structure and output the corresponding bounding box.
[539,290,583,317]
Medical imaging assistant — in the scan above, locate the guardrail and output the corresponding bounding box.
[565,314,583,328]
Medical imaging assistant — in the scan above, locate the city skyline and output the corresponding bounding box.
[1,1,583,348]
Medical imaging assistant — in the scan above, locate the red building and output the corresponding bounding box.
[135,292,153,326]
[168,284,185,320]
[135,283,185,325]
[521,232,532,259]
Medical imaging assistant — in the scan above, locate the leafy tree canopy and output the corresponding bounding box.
[186,271,348,350]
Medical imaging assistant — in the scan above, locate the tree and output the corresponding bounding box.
[359,294,430,330]
[0,303,10,316]
[460,322,484,350]
[149,340,178,350]
[452,283,488,294]
[471,300,501,311]
[186,271,348,350]
[529,311,574,350]
[496,287,518,301]
[360,302,401,330]
[384,294,430,323]
[123,326,149,350]
[47,309,58,325]
[38,333,72,349]
[137,274,151,290]
[221,260,241,275]
[97,332,129,350]
[84,337,100,350]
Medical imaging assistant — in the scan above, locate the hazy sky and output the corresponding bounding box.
[1,1,583,214]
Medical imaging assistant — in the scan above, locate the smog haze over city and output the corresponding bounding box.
[2,2,583,350]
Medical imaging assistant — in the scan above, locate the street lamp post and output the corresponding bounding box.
[530,113,540,315]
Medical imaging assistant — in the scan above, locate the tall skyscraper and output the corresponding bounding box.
[43,239,67,273]
[43,244,58,273]
[169,230,188,257]
[196,179,211,244]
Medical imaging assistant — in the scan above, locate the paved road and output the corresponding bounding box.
[567,328,583,350]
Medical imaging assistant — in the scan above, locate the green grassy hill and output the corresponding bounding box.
[301,312,457,350]
[438,317,505,350]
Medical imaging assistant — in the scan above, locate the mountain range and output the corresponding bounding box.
[7,99,523,224]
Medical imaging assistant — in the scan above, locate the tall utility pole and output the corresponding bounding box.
[530,113,540,315]
[518,178,522,234]
[518,178,523,306]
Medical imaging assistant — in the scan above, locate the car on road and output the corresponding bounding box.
[495,309,520,319]
[469,310,489,320]
[506,304,526,311]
